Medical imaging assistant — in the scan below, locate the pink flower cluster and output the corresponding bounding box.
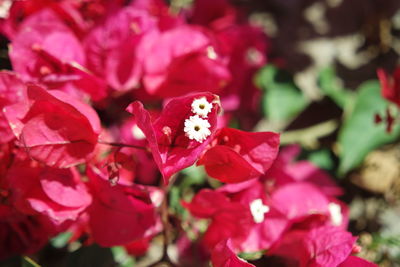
[0,0,377,266]
[184,146,377,267]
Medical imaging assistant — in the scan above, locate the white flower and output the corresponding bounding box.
[131,124,145,140]
[206,46,217,60]
[328,202,342,226]
[184,115,211,143]
[250,199,270,223]
[191,97,213,118]
[0,0,12,19]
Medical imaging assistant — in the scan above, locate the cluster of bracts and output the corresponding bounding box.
[0,0,378,266]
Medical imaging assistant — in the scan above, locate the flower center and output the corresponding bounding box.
[191,97,213,118]
[184,115,211,143]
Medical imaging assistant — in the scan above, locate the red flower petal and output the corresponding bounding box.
[198,128,280,183]
[86,166,157,246]
[126,92,220,183]
[4,84,101,168]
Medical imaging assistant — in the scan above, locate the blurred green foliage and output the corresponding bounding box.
[257,65,308,123]
[338,81,400,175]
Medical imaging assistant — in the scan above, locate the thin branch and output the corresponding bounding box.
[280,119,339,149]
[97,140,147,150]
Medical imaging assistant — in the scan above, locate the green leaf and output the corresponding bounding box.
[307,149,334,170]
[318,67,352,109]
[179,165,206,189]
[338,81,400,175]
[50,231,72,248]
[258,65,308,122]
[238,250,265,261]
[111,246,135,267]
[169,186,186,215]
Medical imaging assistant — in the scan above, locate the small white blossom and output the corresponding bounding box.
[184,115,211,143]
[191,97,213,118]
[0,0,12,19]
[250,199,270,223]
[206,46,217,60]
[328,202,343,226]
[131,124,145,140]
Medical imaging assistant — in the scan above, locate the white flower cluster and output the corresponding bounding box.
[183,97,213,143]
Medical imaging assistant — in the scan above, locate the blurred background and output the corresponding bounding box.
[238,0,400,265]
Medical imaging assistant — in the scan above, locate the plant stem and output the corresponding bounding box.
[97,140,147,150]
[161,184,173,263]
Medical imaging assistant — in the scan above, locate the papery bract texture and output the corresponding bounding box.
[86,166,157,247]
[9,9,84,78]
[211,239,255,267]
[0,71,27,143]
[198,127,279,183]
[4,84,101,168]
[267,145,343,197]
[218,180,289,252]
[183,189,253,250]
[7,156,91,225]
[338,256,378,267]
[126,92,221,183]
[271,182,330,221]
[84,6,157,91]
[269,226,357,267]
[9,8,107,101]
[138,25,231,98]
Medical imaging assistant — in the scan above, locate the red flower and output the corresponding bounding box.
[0,205,57,260]
[10,9,84,77]
[86,166,158,247]
[189,0,241,29]
[6,156,92,226]
[0,71,27,144]
[126,92,221,183]
[269,226,357,267]
[270,182,330,221]
[9,9,107,101]
[198,127,280,183]
[138,25,231,98]
[211,239,255,267]
[4,84,101,168]
[267,145,343,196]
[218,180,289,252]
[338,256,378,267]
[84,6,157,92]
[183,189,254,250]
[377,68,400,107]
[124,237,151,256]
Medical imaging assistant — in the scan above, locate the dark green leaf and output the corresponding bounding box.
[318,67,352,108]
[307,149,334,170]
